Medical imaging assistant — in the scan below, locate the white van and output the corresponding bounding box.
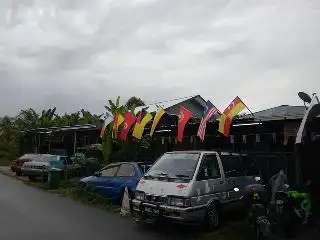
[132,151,261,229]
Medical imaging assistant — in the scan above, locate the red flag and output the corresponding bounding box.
[119,112,136,141]
[177,106,192,143]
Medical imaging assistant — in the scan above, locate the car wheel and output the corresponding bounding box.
[204,202,219,230]
[28,176,37,181]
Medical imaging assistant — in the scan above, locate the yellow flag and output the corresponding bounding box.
[132,113,153,139]
[150,108,165,137]
[112,113,124,139]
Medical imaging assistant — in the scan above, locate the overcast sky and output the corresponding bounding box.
[0,0,319,117]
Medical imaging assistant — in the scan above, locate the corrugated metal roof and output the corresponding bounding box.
[240,105,306,121]
[134,95,206,115]
[25,124,99,133]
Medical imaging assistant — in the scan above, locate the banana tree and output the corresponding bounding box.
[15,108,39,130]
[102,96,129,162]
[38,107,57,127]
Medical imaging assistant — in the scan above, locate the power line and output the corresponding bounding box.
[145,95,197,106]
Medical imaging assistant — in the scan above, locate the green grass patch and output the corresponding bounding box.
[25,179,120,212]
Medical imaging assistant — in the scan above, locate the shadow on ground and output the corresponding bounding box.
[132,212,249,240]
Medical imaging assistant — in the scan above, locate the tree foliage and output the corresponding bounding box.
[0,107,103,164]
[125,96,145,110]
[0,95,148,165]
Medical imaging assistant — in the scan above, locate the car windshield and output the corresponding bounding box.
[145,153,200,180]
[19,154,38,160]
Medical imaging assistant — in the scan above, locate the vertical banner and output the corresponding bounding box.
[119,112,136,141]
[113,113,124,139]
[150,108,166,137]
[296,95,320,144]
[132,113,153,140]
[177,106,192,143]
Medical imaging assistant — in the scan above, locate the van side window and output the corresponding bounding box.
[221,155,243,177]
[197,154,221,180]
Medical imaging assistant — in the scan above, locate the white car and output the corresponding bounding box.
[22,154,67,181]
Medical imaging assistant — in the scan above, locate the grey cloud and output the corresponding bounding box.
[1,0,320,117]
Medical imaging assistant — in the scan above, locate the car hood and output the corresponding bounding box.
[23,161,50,167]
[80,176,99,183]
[136,179,191,197]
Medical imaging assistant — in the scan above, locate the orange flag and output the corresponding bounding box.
[223,96,246,118]
[113,113,124,139]
[219,96,247,136]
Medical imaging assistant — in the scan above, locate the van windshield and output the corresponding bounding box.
[145,153,200,181]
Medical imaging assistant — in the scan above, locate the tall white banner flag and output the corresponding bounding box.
[296,94,320,144]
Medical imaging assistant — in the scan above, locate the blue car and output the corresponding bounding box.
[79,162,151,204]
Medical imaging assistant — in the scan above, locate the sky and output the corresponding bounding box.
[0,0,320,117]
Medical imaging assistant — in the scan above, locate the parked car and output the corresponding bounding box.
[132,151,261,229]
[79,162,152,204]
[22,154,77,181]
[11,153,40,176]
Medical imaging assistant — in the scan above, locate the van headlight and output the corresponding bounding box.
[168,197,191,208]
[135,191,145,200]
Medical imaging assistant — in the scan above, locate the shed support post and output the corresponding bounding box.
[73,131,77,154]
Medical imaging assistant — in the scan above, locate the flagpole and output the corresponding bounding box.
[242,101,255,118]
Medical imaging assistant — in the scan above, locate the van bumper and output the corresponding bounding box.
[132,199,205,223]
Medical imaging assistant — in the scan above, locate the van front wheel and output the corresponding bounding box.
[204,203,219,230]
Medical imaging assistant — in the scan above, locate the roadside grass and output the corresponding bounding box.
[25,179,121,212]
[0,166,120,213]
[0,158,12,166]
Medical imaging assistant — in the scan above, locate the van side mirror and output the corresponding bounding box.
[254,176,261,183]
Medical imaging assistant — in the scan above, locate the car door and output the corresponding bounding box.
[220,154,245,202]
[94,165,120,198]
[195,153,227,205]
[113,163,138,198]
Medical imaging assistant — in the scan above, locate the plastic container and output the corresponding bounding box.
[48,168,62,189]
